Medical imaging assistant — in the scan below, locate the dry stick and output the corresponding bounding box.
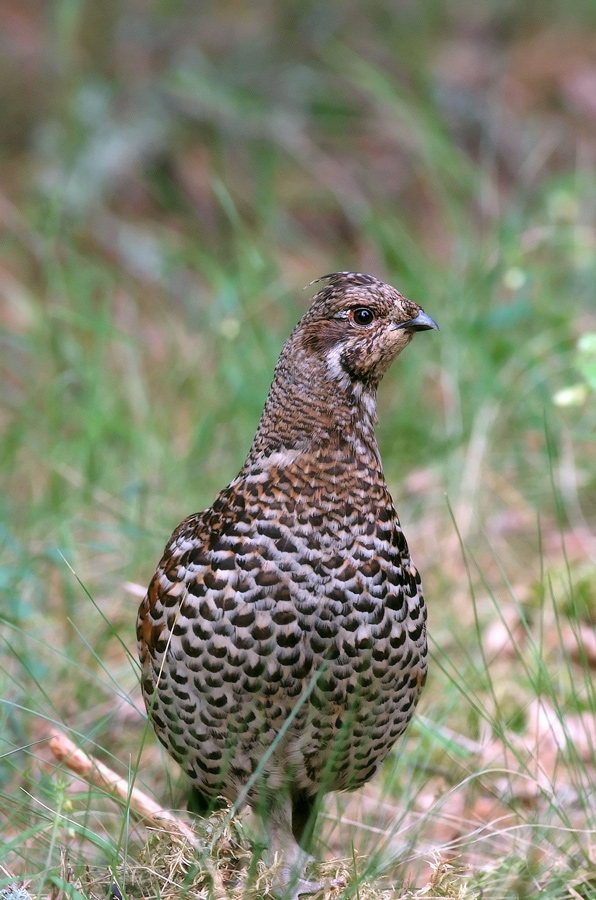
[48,729,199,848]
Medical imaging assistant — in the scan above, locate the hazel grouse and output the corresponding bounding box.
[137,272,438,897]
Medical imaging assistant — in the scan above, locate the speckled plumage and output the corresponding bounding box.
[137,272,438,897]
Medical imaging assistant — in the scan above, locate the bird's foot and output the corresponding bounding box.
[271,866,325,900]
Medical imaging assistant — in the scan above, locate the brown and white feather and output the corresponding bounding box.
[137,272,437,892]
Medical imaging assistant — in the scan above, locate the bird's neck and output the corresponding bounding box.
[246,368,381,468]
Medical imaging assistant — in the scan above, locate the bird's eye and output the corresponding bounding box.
[350,307,375,327]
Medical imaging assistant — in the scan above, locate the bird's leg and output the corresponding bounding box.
[267,796,324,900]
[291,790,317,852]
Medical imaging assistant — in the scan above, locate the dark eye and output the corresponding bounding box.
[351,307,375,326]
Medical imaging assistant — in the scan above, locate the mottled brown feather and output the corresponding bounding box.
[137,272,437,890]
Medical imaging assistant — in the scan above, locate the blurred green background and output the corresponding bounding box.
[1,2,596,897]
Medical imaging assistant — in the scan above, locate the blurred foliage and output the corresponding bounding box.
[1,1,596,897]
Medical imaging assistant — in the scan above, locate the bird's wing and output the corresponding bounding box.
[137,477,248,667]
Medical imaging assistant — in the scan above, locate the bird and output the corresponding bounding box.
[137,272,438,898]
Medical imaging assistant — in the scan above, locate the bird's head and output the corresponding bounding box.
[292,272,438,391]
[250,273,438,455]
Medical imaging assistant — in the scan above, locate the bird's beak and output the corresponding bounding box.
[396,311,439,332]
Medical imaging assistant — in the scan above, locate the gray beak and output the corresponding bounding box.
[398,310,439,332]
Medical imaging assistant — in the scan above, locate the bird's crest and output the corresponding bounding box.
[307,271,381,291]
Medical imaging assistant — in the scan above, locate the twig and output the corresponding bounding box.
[48,729,199,848]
